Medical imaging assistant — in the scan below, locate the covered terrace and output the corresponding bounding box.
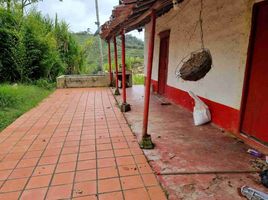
[100,0,179,148]
[100,0,268,199]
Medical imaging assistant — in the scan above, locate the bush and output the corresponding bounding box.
[0,8,24,82]
[0,7,85,83]
[35,79,55,90]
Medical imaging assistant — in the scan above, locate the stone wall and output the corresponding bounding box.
[57,74,110,88]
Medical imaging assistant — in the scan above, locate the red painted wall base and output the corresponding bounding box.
[151,80,240,133]
[144,77,268,153]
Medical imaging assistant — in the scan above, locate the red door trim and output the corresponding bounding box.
[157,30,170,95]
[159,30,170,39]
[239,1,268,134]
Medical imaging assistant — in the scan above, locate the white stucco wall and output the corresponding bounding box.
[144,0,263,110]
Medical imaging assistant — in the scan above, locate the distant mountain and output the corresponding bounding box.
[72,32,144,73]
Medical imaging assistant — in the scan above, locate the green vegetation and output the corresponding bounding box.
[73,32,145,76]
[0,5,85,83]
[0,0,145,82]
[0,84,52,131]
[133,74,144,85]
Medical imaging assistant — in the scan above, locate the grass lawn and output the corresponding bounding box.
[133,74,145,85]
[0,84,53,131]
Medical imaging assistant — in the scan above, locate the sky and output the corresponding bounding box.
[34,0,144,40]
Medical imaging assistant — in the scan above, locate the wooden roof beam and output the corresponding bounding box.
[126,0,171,30]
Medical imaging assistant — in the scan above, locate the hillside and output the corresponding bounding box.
[73,32,144,74]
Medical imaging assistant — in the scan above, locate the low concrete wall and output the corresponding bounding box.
[57,74,110,88]
[117,71,133,88]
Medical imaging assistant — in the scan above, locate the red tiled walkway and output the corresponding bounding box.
[0,88,166,200]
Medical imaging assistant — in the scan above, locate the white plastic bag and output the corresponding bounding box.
[188,91,211,126]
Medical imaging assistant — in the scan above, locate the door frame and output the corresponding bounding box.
[157,30,170,95]
[239,1,268,134]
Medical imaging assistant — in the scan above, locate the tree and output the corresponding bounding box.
[0,0,62,14]
[21,0,40,14]
[0,0,12,11]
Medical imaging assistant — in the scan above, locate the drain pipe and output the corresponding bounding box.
[120,30,131,112]
[113,36,120,95]
[140,10,156,149]
[107,40,113,86]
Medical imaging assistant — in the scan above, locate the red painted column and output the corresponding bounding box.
[142,11,156,138]
[108,40,113,85]
[121,30,127,104]
[113,36,120,95]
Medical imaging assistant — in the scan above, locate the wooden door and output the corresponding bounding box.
[158,31,170,95]
[241,2,268,143]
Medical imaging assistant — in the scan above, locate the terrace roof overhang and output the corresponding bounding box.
[100,0,183,41]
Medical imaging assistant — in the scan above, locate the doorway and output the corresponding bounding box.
[158,30,170,95]
[241,2,268,143]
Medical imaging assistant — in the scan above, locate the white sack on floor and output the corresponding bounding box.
[188,91,211,126]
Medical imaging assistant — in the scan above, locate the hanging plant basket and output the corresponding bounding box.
[176,48,212,81]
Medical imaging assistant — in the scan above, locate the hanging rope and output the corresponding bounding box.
[175,0,212,81]
[199,0,205,49]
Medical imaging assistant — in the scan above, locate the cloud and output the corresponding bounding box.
[35,0,144,40]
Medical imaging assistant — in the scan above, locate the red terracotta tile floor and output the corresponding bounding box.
[115,85,268,200]
[0,88,166,200]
